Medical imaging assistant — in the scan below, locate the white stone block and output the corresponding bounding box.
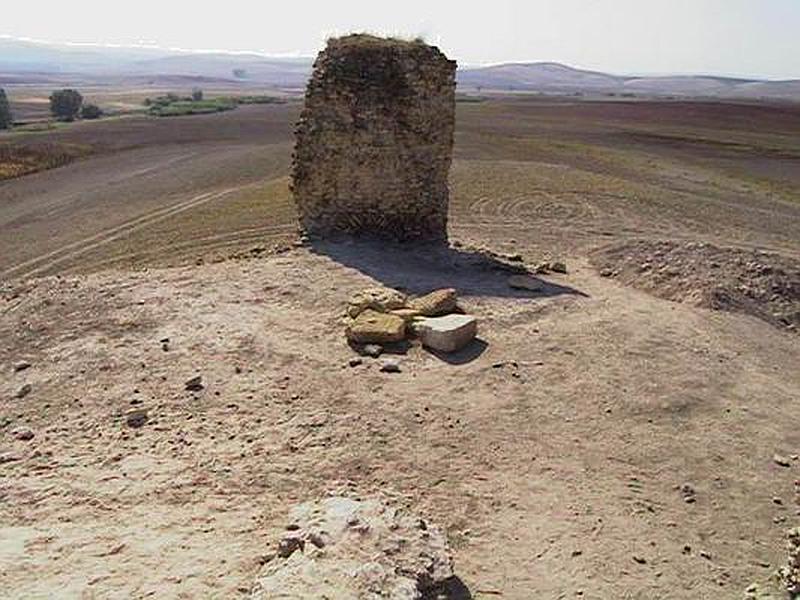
[413,314,477,353]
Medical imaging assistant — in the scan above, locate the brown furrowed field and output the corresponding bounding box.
[1,97,799,279]
[1,95,800,599]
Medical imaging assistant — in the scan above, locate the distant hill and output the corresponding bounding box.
[457,62,800,100]
[0,38,312,88]
[1,38,797,100]
[457,62,624,91]
[127,53,312,88]
[0,37,174,73]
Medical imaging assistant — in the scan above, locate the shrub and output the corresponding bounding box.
[81,103,103,120]
[0,142,91,181]
[0,88,12,129]
[50,89,83,121]
[191,88,204,101]
[233,95,286,105]
[148,98,237,117]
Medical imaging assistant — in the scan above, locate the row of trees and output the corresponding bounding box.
[49,89,103,122]
[0,88,103,130]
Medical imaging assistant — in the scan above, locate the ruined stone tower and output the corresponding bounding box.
[291,35,457,241]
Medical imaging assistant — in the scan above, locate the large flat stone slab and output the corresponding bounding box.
[346,309,406,344]
[413,314,477,353]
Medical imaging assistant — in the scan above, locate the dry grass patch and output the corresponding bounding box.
[0,142,91,181]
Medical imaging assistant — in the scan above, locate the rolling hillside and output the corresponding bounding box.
[1,38,798,99]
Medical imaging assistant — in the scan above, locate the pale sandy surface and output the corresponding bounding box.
[2,242,799,599]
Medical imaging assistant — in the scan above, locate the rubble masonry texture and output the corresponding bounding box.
[291,35,457,241]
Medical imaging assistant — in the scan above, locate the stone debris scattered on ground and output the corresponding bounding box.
[592,239,800,331]
[249,496,454,600]
[345,286,478,355]
[412,314,479,353]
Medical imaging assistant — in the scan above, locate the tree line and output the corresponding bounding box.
[0,88,103,130]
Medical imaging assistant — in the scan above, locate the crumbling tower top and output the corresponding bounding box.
[291,34,457,241]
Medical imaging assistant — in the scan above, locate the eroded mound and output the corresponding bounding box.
[250,496,454,599]
[592,240,800,331]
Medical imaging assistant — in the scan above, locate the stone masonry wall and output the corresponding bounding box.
[290,35,457,241]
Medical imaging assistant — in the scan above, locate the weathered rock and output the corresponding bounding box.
[14,384,32,399]
[508,275,544,292]
[185,376,204,392]
[380,358,402,373]
[408,288,458,317]
[412,314,478,353]
[250,497,454,600]
[125,408,148,429]
[346,310,406,344]
[291,35,457,241]
[346,287,407,319]
[277,536,304,559]
[360,344,384,358]
[13,428,34,441]
[13,361,31,372]
[774,454,792,467]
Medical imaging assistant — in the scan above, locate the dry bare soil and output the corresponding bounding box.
[1,97,800,599]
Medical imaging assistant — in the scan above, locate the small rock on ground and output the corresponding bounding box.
[380,359,402,373]
[361,344,383,358]
[125,409,148,428]
[774,454,792,467]
[14,428,35,441]
[185,376,204,392]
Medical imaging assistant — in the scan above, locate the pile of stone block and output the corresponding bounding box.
[345,286,477,353]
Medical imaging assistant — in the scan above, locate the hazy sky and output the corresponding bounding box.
[5,0,800,78]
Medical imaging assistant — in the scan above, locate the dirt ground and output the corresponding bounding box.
[2,98,799,279]
[2,241,800,599]
[1,97,800,599]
